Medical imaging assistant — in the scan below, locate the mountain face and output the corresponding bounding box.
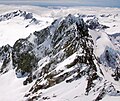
[0,44,12,74]
[0,10,53,47]
[0,11,120,101]
[0,10,39,25]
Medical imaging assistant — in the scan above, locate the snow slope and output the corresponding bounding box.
[0,5,120,101]
[0,5,120,47]
[0,9,53,47]
[0,69,29,101]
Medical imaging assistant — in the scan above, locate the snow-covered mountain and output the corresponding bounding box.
[0,9,53,47]
[0,5,120,101]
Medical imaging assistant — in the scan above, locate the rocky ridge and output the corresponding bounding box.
[0,13,120,101]
[0,10,40,27]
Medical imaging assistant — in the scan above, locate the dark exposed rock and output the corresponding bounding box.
[23,14,101,96]
[86,18,109,29]
[33,28,50,45]
[94,88,106,101]
[0,44,12,73]
[23,74,33,85]
[25,13,33,19]
[0,13,117,101]
[0,10,40,27]
[42,96,50,100]
[12,39,38,77]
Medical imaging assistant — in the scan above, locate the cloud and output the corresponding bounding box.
[0,0,120,7]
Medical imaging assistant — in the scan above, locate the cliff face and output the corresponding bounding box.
[0,44,12,74]
[0,14,120,101]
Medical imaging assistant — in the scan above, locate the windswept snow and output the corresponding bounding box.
[36,77,87,101]
[0,69,34,101]
[0,5,120,47]
[0,9,53,47]
[0,4,120,101]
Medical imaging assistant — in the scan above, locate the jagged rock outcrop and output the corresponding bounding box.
[0,10,40,27]
[86,17,109,29]
[20,14,103,98]
[12,39,38,77]
[0,13,120,101]
[0,44,12,74]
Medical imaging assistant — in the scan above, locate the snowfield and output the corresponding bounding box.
[0,5,120,47]
[0,7,53,47]
[0,4,120,101]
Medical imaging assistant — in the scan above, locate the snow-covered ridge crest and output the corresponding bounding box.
[0,10,39,25]
[0,12,120,101]
[0,10,53,47]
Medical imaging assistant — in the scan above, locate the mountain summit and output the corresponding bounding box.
[0,10,120,101]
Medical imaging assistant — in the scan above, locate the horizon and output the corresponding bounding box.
[0,0,120,8]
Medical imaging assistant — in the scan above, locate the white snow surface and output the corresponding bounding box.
[0,8,53,47]
[0,69,35,101]
[0,4,120,101]
[0,5,120,47]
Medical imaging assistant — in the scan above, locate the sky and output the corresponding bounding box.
[0,0,120,8]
